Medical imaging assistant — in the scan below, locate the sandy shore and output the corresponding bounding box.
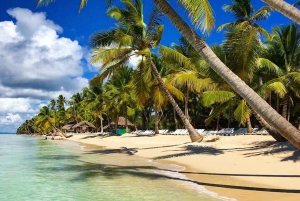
[66,133,300,201]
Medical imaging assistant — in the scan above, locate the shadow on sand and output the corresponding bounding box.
[39,153,300,194]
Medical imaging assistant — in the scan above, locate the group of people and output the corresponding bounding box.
[44,130,57,140]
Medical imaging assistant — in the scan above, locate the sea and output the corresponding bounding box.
[0,134,235,201]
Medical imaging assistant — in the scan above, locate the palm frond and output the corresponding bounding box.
[178,0,215,33]
[91,47,132,67]
[153,87,166,109]
[90,29,117,48]
[79,0,88,12]
[169,70,213,92]
[293,1,300,7]
[202,91,235,107]
[159,46,195,70]
[205,102,230,125]
[150,25,164,48]
[251,6,272,22]
[146,6,164,37]
[36,0,55,7]
[216,22,238,32]
[233,100,251,126]
[256,58,283,76]
[258,79,287,98]
[164,79,184,101]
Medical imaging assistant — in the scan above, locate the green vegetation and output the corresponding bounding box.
[18,0,300,149]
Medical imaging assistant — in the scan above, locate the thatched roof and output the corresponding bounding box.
[72,121,96,129]
[110,117,134,126]
[61,124,74,130]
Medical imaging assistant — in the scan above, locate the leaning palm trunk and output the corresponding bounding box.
[150,60,203,142]
[153,0,300,149]
[173,107,178,129]
[261,0,300,25]
[250,108,287,142]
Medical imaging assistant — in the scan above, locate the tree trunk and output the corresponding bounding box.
[282,94,289,119]
[173,107,178,129]
[246,117,253,133]
[261,0,300,25]
[150,60,202,142]
[228,106,231,128]
[125,116,128,133]
[193,94,197,127]
[73,106,78,124]
[153,0,300,149]
[276,94,280,113]
[251,107,287,141]
[216,116,220,131]
[155,109,159,134]
[288,104,291,122]
[185,89,189,121]
[100,111,103,133]
[143,108,150,130]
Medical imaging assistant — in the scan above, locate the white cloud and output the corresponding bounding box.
[7,8,62,39]
[0,98,38,114]
[0,113,23,125]
[0,8,90,132]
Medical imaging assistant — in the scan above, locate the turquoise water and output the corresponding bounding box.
[0,134,232,201]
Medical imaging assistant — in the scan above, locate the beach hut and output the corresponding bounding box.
[109,117,134,134]
[110,117,134,126]
[61,123,76,133]
[72,121,96,133]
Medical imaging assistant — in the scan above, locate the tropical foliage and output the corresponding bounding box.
[18,0,300,148]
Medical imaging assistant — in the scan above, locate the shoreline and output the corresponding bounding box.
[65,133,300,201]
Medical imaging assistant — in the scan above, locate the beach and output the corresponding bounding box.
[66,134,300,201]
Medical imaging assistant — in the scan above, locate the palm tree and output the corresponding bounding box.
[159,37,213,121]
[90,0,203,142]
[258,24,300,120]
[218,0,271,30]
[37,0,300,147]
[49,99,56,127]
[215,0,271,133]
[215,0,287,141]
[104,67,135,132]
[82,83,106,133]
[147,54,184,133]
[56,95,66,128]
[153,0,300,149]
[34,106,55,134]
[68,92,84,123]
[261,0,300,25]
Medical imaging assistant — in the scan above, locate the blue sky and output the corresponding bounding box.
[0,0,294,132]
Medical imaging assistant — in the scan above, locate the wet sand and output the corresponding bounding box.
[66,134,300,201]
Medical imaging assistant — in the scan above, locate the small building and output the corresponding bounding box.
[62,121,96,133]
[110,117,134,127]
[108,117,135,134]
[61,123,76,133]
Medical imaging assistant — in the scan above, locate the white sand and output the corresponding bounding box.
[66,134,300,201]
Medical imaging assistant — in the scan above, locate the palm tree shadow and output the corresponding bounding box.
[39,158,300,194]
[241,141,300,162]
[86,147,136,155]
[153,145,224,160]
